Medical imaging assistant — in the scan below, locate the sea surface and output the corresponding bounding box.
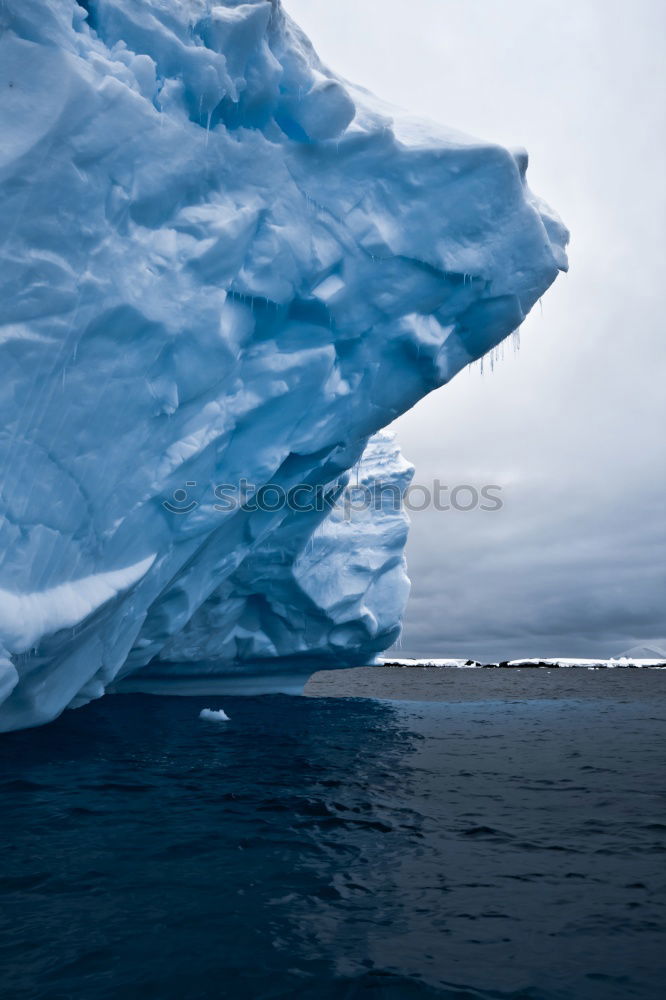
[1,668,664,999]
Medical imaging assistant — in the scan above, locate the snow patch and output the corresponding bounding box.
[0,556,156,654]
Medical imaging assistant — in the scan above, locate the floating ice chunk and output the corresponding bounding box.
[199,708,231,723]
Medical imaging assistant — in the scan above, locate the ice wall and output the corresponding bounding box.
[0,0,568,729]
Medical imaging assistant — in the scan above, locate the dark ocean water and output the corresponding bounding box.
[1,671,665,999]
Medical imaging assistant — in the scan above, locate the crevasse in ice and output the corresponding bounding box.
[0,0,568,729]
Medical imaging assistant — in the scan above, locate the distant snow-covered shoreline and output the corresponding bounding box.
[379,657,666,670]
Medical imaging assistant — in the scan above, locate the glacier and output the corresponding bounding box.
[0,0,568,730]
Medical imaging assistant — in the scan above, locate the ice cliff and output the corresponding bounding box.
[0,0,568,730]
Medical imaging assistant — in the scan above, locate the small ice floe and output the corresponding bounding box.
[199,708,230,723]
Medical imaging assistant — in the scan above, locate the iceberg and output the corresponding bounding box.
[0,0,568,730]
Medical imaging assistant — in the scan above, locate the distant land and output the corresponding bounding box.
[379,643,666,670]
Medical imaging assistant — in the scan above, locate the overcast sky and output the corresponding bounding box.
[285,0,666,660]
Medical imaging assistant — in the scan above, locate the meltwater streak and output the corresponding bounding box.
[0,672,664,999]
